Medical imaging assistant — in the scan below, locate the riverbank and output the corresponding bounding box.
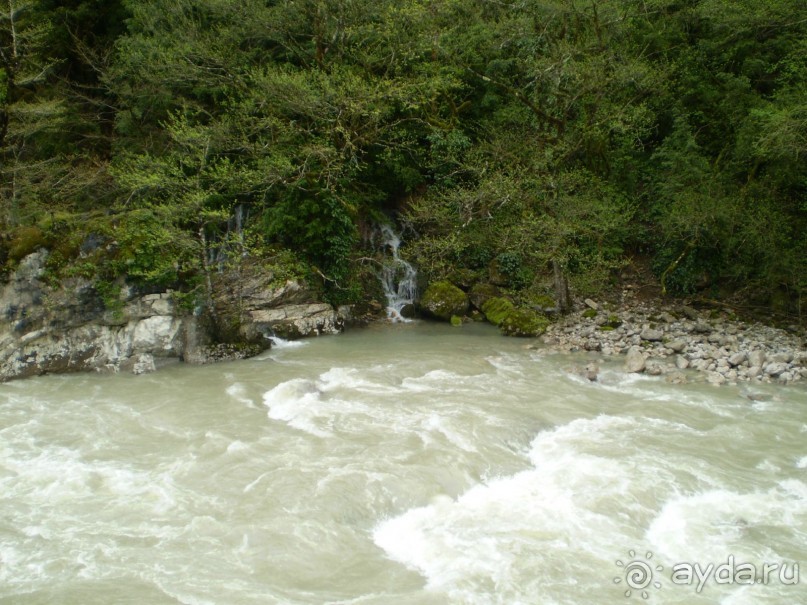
[539,294,807,387]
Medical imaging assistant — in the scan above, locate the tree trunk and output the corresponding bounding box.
[553,259,571,314]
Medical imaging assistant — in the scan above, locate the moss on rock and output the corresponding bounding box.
[450,315,463,327]
[481,297,515,325]
[482,296,549,336]
[7,227,48,263]
[469,282,501,311]
[499,308,549,337]
[421,280,469,321]
[582,308,598,319]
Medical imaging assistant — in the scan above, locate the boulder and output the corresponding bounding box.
[481,297,516,326]
[728,352,747,367]
[668,340,686,353]
[765,362,789,377]
[640,328,664,342]
[748,350,766,367]
[499,308,549,337]
[468,283,500,312]
[625,346,646,373]
[420,281,469,321]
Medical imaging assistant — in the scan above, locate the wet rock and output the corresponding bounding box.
[666,371,687,384]
[625,346,646,373]
[584,339,602,352]
[646,361,664,376]
[585,362,599,382]
[744,392,773,402]
[676,355,690,370]
[131,353,156,375]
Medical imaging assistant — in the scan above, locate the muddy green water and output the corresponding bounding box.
[1,322,805,604]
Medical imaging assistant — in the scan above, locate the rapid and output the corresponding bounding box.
[1,322,805,604]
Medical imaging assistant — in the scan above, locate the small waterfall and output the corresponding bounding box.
[378,225,418,322]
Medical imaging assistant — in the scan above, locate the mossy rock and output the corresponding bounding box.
[469,282,501,311]
[469,309,486,322]
[420,280,469,321]
[450,315,463,327]
[598,325,615,332]
[525,293,555,310]
[604,314,622,328]
[7,226,48,263]
[582,308,598,319]
[481,296,516,326]
[446,267,480,290]
[499,308,550,337]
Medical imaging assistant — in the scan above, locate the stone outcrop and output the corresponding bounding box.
[0,252,345,381]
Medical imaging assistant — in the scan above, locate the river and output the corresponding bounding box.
[1,322,805,604]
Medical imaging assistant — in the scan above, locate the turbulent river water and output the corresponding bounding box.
[1,322,806,605]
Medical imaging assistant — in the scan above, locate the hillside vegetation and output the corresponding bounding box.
[1,0,805,319]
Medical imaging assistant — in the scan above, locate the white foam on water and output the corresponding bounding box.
[647,484,807,563]
[269,336,309,349]
[319,366,401,395]
[225,382,256,408]
[484,354,524,375]
[796,456,807,469]
[372,415,669,604]
[421,413,477,453]
[757,459,782,473]
[262,378,334,437]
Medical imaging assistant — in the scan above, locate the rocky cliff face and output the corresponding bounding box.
[0,251,347,382]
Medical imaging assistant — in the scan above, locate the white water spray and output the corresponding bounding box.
[378,225,418,322]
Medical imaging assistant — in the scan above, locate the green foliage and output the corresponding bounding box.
[263,192,357,286]
[1,0,805,317]
[108,210,199,287]
[94,279,123,315]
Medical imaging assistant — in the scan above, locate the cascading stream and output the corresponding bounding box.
[377,224,418,322]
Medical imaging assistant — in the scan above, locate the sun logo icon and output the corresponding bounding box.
[614,550,663,599]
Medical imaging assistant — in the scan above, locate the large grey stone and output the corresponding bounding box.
[640,328,664,342]
[748,350,766,367]
[625,346,646,373]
